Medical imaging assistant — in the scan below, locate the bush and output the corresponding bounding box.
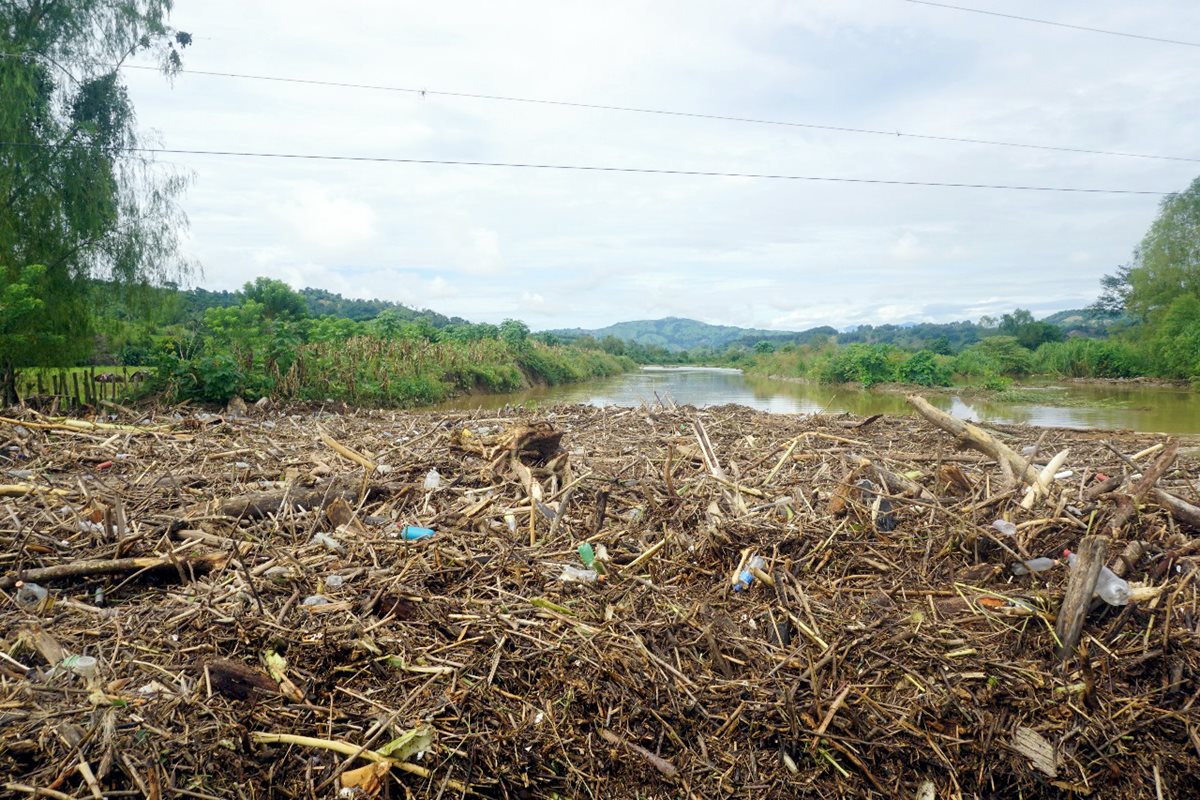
[953,336,1034,378]
[898,350,951,386]
[1147,295,1200,381]
[817,344,897,387]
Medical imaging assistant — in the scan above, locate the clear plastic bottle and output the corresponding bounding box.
[733,556,766,592]
[423,469,441,491]
[559,565,599,583]
[1011,557,1056,575]
[992,519,1018,537]
[1064,550,1130,606]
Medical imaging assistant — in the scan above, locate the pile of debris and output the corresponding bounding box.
[1,397,1198,799]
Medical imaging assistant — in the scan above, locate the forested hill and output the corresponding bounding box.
[550,317,837,351]
[176,285,466,326]
[551,309,1116,353]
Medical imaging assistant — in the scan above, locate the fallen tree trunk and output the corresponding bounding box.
[906,395,1040,485]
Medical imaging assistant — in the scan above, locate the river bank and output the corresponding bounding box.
[2,402,1197,798]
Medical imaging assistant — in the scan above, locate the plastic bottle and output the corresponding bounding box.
[1064,550,1130,606]
[15,581,48,608]
[733,556,766,592]
[310,532,345,553]
[992,519,1018,537]
[1011,557,1056,575]
[423,469,441,491]
[559,565,599,583]
[61,655,97,681]
[400,525,435,541]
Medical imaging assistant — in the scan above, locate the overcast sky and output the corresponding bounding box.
[122,0,1200,330]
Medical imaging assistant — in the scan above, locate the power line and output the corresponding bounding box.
[0,140,1169,194]
[2,51,1193,164]
[122,62,1200,164]
[899,0,1200,48]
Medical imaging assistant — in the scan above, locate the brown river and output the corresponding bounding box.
[436,367,1200,434]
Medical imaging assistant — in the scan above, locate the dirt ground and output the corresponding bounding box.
[2,400,1198,799]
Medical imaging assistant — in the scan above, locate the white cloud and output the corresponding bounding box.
[122,0,1200,329]
[890,232,927,263]
[276,184,377,249]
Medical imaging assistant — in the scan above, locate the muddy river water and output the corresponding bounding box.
[436,366,1200,434]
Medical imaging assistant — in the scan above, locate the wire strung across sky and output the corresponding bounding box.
[0,140,1172,195]
[0,50,1193,165]
[898,0,1200,49]
[112,62,1200,165]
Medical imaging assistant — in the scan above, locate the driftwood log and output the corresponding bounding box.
[906,395,1040,484]
[1151,488,1200,529]
[186,481,365,521]
[1108,441,1178,536]
[1055,535,1107,659]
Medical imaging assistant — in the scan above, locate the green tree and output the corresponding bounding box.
[753,340,775,354]
[499,319,530,349]
[1124,176,1200,324]
[1089,264,1133,317]
[0,1,192,402]
[0,265,62,398]
[242,277,308,320]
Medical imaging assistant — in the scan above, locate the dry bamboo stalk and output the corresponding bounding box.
[318,430,377,473]
[1020,448,1070,510]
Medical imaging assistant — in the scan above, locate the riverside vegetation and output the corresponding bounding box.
[145,278,633,406]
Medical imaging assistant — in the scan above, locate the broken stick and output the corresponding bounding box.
[0,552,226,590]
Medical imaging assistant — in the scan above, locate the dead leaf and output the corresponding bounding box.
[340,762,391,796]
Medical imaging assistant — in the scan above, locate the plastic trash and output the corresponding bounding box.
[234,461,251,470]
[301,594,331,607]
[856,479,896,532]
[733,555,766,592]
[401,525,435,541]
[1011,557,1056,575]
[15,581,48,608]
[325,574,347,589]
[423,469,441,490]
[578,542,596,568]
[1064,549,1130,606]
[992,519,1018,537]
[504,513,517,533]
[310,532,345,553]
[559,565,599,583]
[61,655,97,681]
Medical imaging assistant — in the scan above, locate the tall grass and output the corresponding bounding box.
[1033,338,1146,378]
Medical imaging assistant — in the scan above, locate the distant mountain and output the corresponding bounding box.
[1041,308,1128,335]
[550,317,836,351]
[551,308,1121,355]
